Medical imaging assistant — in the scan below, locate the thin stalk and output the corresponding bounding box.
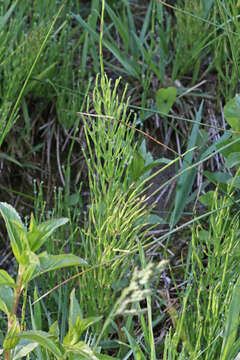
[99,0,105,76]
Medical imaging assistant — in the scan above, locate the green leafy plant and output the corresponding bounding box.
[0,202,88,359]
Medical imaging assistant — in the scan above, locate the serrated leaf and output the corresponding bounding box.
[0,270,16,288]
[12,331,63,359]
[27,217,69,252]
[156,87,177,115]
[224,94,240,131]
[0,202,27,262]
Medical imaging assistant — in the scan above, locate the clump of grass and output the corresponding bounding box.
[213,0,240,99]
[172,0,214,82]
[163,186,240,359]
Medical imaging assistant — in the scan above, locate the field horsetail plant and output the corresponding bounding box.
[79,74,156,329]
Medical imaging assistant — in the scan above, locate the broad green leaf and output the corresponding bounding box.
[32,253,87,278]
[27,217,69,252]
[224,94,240,131]
[0,270,16,288]
[0,286,14,315]
[225,152,240,168]
[13,341,39,360]
[156,87,177,115]
[130,151,145,182]
[69,289,83,329]
[12,331,63,359]
[0,202,27,262]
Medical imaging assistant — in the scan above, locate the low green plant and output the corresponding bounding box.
[0,202,92,359]
[0,200,169,359]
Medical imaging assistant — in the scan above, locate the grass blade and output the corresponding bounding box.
[170,101,203,227]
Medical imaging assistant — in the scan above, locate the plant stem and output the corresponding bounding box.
[4,268,23,360]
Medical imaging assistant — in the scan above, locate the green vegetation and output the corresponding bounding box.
[1,0,240,358]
